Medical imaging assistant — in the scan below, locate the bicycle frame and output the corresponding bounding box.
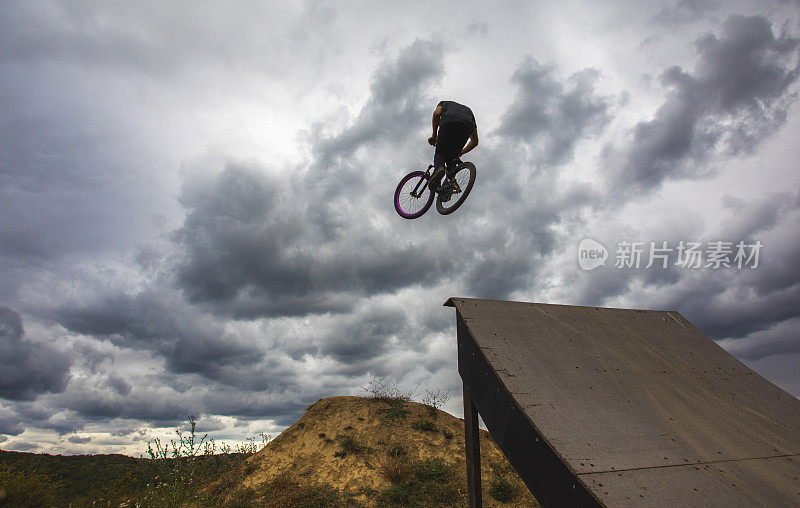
[410,165,435,198]
[410,160,463,198]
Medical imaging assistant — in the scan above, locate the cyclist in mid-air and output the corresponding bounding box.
[428,100,478,193]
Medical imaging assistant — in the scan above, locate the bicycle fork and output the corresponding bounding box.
[411,165,435,198]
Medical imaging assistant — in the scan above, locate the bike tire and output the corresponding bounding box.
[436,162,476,215]
[394,170,434,219]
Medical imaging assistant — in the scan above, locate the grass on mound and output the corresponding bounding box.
[489,474,519,503]
[378,455,465,507]
[219,472,358,507]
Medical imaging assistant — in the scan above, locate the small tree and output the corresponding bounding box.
[361,376,419,402]
[422,388,451,416]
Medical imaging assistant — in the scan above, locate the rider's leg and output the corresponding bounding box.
[429,167,446,191]
[430,148,448,191]
[432,123,470,190]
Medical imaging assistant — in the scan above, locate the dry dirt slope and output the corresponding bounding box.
[220,396,539,506]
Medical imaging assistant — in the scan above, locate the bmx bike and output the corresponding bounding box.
[393,159,477,219]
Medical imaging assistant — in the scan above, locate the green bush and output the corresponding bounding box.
[415,458,452,483]
[260,473,349,507]
[380,455,414,484]
[0,466,60,507]
[387,445,407,458]
[380,483,411,504]
[379,404,410,421]
[412,419,437,432]
[361,377,417,403]
[489,475,518,502]
[338,435,366,455]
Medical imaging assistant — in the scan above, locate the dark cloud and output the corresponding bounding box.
[71,340,115,374]
[0,2,163,71]
[52,282,375,425]
[0,1,313,77]
[192,415,226,433]
[452,165,598,300]
[172,164,447,319]
[108,375,133,396]
[11,400,86,435]
[56,289,262,381]
[740,352,800,397]
[678,273,800,341]
[67,434,92,444]
[652,0,718,26]
[720,317,800,361]
[54,384,195,427]
[606,15,799,192]
[0,407,24,437]
[0,79,146,263]
[495,58,611,167]
[0,307,71,401]
[166,37,454,320]
[577,191,800,359]
[312,37,444,169]
[49,381,314,429]
[317,306,404,362]
[466,21,490,37]
[720,192,798,242]
[6,441,39,452]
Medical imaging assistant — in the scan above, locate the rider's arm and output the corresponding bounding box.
[460,127,479,156]
[431,105,442,139]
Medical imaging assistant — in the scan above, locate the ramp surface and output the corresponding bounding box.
[446,297,800,507]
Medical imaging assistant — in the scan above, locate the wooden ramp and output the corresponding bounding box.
[445,297,800,507]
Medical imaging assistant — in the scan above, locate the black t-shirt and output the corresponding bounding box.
[438,100,476,129]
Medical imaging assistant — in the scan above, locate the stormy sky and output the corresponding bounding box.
[1,0,799,455]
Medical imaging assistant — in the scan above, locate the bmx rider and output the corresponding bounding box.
[428,100,479,193]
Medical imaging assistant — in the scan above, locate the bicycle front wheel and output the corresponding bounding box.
[436,162,476,215]
[394,170,434,219]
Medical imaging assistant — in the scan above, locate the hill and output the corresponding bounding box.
[0,450,153,504]
[0,447,250,506]
[0,396,539,506]
[209,395,539,506]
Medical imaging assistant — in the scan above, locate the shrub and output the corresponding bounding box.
[412,419,438,432]
[0,466,60,507]
[387,445,407,458]
[489,475,518,502]
[261,472,346,507]
[380,483,411,505]
[141,415,269,505]
[380,455,414,484]
[417,478,463,506]
[379,404,410,421]
[422,388,451,416]
[338,435,366,455]
[379,456,464,507]
[415,458,452,483]
[361,377,418,403]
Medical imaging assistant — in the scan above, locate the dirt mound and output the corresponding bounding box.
[218,395,538,506]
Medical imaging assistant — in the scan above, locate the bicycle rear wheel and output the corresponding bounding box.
[394,170,434,219]
[436,162,476,215]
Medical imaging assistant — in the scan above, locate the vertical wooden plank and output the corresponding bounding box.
[463,383,482,508]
